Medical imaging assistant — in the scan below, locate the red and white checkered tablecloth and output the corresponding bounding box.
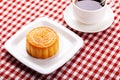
[0,0,120,80]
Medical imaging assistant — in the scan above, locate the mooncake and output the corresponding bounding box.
[26,27,59,59]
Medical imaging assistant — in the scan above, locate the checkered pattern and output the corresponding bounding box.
[0,0,120,80]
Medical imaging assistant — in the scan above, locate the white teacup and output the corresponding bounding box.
[72,0,107,24]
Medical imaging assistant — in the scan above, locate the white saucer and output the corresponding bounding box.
[64,4,114,33]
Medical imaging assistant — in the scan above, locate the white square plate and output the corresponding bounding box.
[5,17,83,74]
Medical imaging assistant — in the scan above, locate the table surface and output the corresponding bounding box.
[0,0,120,80]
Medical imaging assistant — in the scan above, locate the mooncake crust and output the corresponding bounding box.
[26,27,59,59]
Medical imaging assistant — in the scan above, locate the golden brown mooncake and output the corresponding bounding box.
[26,27,59,59]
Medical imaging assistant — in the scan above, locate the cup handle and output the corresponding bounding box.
[100,0,106,6]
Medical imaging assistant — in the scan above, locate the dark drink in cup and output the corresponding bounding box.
[75,0,106,10]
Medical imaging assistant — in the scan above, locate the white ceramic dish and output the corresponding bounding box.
[64,4,114,33]
[5,17,84,74]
